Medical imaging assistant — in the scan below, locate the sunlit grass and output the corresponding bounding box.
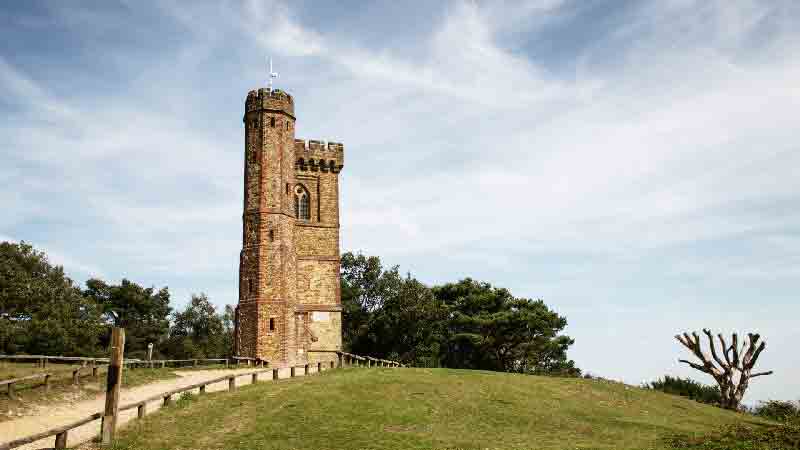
[112,368,771,450]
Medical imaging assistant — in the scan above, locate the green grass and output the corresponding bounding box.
[111,368,772,450]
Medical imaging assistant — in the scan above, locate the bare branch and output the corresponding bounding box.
[747,341,767,370]
[675,334,691,349]
[750,371,774,378]
[718,333,732,366]
[743,334,760,362]
[676,332,715,372]
[678,359,710,373]
[731,333,740,366]
[703,329,726,368]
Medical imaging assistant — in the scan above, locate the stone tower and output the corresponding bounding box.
[234,88,344,366]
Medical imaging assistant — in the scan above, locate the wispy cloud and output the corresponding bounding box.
[1,0,797,402]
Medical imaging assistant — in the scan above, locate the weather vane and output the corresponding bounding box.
[268,57,278,92]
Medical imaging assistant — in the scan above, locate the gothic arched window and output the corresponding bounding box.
[294,185,310,220]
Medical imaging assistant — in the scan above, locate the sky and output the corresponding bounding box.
[1,0,798,404]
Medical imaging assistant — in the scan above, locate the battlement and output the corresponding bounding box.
[294,139,344,173]
[245,88,295,117]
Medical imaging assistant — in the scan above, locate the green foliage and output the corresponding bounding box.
[341,252,578,375]
[647,375,722,406]
[341,252,445,365]
[663,423,800,449]
[2,240,237,360]
[435,278,579,375]
[753,400,800,424]
[0,241,104,355]
[163,293,232,359]
[340,252,401,349]
[84,277,172,359]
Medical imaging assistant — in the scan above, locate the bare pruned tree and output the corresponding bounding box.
[675,330,773,410]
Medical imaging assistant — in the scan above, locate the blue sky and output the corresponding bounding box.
[1,0,798,403]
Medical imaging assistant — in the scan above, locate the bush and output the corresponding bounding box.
[646,375,722,406]
[754,400,800,424]
[663,423,800,449]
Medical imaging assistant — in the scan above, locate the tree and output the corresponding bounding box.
[434,278,579,375]
[0,241,104,355]
[163,294,229,359]
[221,304,235,358]
[368,275,447,365]
[340,252,403,352]
[675,330,773,410]
[85,278,172,359]
[339,252,579,375]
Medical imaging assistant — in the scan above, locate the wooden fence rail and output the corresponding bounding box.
[1,354,235,369]
[1,365,109,399]
[1,373,50,399]
[0,352,402,450]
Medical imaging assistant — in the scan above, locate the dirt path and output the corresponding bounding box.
[0,365,309,450]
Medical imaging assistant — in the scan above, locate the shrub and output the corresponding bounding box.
[663,423,800,449]
[646,375,722,406]
[754,400,800,424]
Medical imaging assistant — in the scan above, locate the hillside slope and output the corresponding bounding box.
[111,367,765,450]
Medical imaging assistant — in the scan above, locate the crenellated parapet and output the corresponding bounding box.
[294,139,344,173]
[245,88,295,118]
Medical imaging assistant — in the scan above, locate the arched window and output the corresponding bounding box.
[294,185,310,220]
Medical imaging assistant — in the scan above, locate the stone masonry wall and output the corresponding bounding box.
[236,88,343,366]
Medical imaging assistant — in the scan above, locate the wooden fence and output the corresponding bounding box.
[0,357,235,399]
[0,350,402,450]
[1,364,109,399]
[0,354,231,369]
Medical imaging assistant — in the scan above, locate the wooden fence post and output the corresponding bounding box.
[330,360,334,369]
[137,403,146,418]
[290,367,296,377]
[228,376,236,391]
[304,364,309,375]
[54,430,68,449]
[317,362,322,373]
[101,327,125,446]
[8,382,15,400]
[200,384,206,394]
[72,369,79,385]
[273,368,279,380]
[44,374,50,392]
[252,372,258,384]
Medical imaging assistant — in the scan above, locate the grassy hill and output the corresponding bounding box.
[111,367,773,450]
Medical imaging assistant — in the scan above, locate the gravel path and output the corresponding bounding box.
[0,365,311,450]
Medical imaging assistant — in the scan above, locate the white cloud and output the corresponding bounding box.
[1,0,798,402]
